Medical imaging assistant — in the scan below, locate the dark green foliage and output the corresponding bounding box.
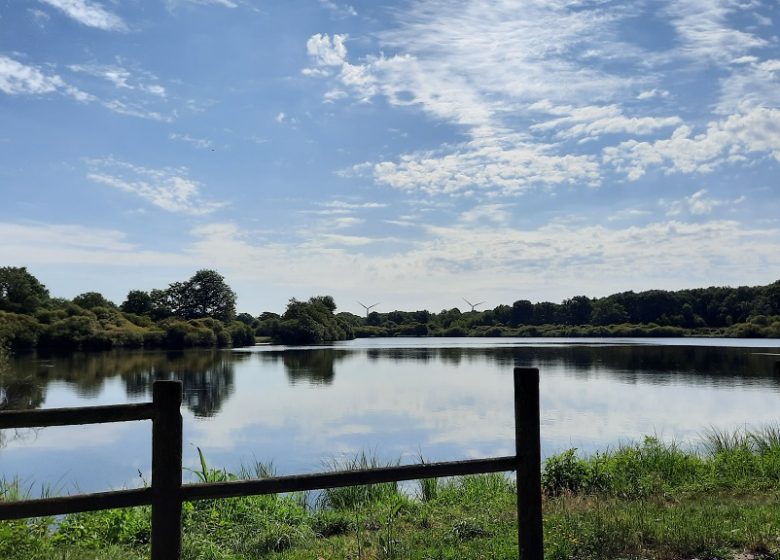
[235,312,255,327]
[227,321,255,347]
[340,278,780,339]
[120,290,153,316]
[0,311,43,350]
[72,292,115,310]
[0,267,49,314]
[273,296,355,345]
[0,269,256,351]
[167,270,237,322]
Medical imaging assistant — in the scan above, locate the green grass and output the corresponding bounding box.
[6,430,780,559]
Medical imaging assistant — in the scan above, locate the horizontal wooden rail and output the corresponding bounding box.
[181,455,518,502]
[0,402,157,429]
[0,488,153,520]
[0,458,517,520]
[0,369,544,560]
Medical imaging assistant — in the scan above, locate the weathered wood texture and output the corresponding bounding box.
[0,488,152,520]
[151,381,183,560]
[0,403,156,429]
[514,367,544,560]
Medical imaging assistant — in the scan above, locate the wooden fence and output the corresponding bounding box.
[0,367,543,560]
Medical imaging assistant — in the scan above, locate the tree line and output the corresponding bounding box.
[1,266,779,351]
[253,280,780,341]
[0,267,255,351]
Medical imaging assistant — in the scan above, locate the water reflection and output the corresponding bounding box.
[2,349,243,417]
[257,344,780,388]
[257,349,348,385]
[2,339,780,493]
[3,342,779,417]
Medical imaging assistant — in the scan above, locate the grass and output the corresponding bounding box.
[6,429,780,559]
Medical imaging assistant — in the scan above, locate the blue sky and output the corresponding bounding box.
[1,0,779,315]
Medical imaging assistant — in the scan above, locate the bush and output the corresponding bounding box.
[227,321,255,347]
[0,311,43,350]
[542,449,590,496]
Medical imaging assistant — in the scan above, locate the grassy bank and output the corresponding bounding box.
[5,430,780,560]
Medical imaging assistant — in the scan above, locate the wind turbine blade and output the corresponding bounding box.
[476,301,485,306]
[463,297,473,306]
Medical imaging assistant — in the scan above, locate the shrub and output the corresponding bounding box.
[542,449,590,496]
[0,311,43,350]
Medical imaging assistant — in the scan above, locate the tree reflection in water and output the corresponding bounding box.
[2,343,779,421]
[1,349,246,417]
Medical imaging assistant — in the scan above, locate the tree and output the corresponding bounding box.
[591,300,629,325]
[121,290,153,316]
[560,296,593,325]
[149,288,174,320]
[173,270,237,322]
[0,267,49,314]
[510,300,534,326]
[73,292,114,310]
[236,312,256,327]
[274,296,354,344]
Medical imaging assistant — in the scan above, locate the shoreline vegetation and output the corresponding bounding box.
[4,429,780,559]
[1,267,778,351]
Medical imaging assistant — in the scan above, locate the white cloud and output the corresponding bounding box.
[4,216,780,311]
[317,234,374,246]
[275,112,286,123]
[607,209,651,222]
[29,8,51,25]
[637,89,670,100]
[302,1,780,195]
[0,56,93,101]
[662,189,745,216]
[86,158,226,215]
[666,0,767,64]
[165,0,239,8]
[68,63,167,98]
[39,0,126,31]
[102,100,172,122]
[529,101,682,140]
[716,59,780,115]
[180,218,780,308]
[0,56,174,121]
[459,204,512,226]
[0,222,188,268]
[330,216,364,229]
[306,33,348,68]
[320,200,387,210]
[302,2,656,195]
[372,132,601,196]
[319,0,357,17]
[604,107,780,180]
[169,133,214,150]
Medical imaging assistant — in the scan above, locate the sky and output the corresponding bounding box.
[1,0,779,315]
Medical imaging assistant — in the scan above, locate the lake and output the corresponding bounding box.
[2,337,780,494]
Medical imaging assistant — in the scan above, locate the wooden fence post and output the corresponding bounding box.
[514,367,543,560]
[151,381,183,560]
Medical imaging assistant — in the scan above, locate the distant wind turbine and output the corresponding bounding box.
[463,298,485,312]
[358,301,380,317]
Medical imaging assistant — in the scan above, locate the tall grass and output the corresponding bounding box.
[701,424,780,457]
[7,434,780,560]
[317,451,401,510]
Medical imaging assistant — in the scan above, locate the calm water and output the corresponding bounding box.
[2,337,780,494]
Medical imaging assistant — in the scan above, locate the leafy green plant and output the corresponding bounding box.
[542,449,589,496]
